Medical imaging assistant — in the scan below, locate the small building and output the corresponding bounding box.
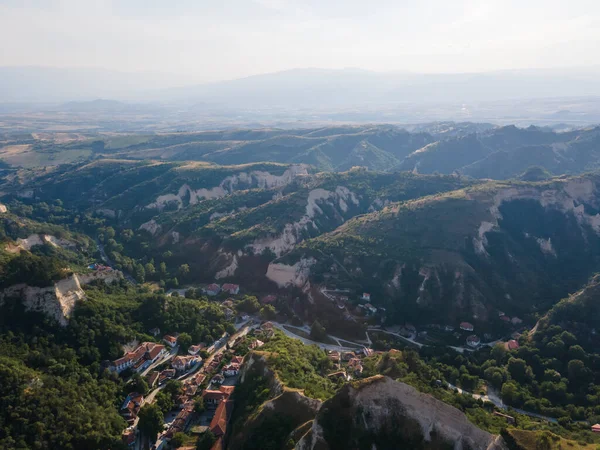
[444,325,455,332]
[460,322,475,332]
[146,371,160,389]
[261,294,277,304]
[592,424,600,433]
[505,339,520,351]
[202,386,235,409]
[511,317,523,326]
[249,339,265,350]
[158,369,176,385]
[221,283,240,295]
[261,321,274,331]
[122,428,137,448]
[188,344,205,356]
[212,373,225,385]
[109,342,166,374]
[223,363,240,377]
[163,335,178,348]
[466,335,481,348]
[347,358,363,375]
[342,351,356,361]
[222,299,235,308]
[328,351,341,362]
[120,392,145,425]
[231,355,244,365]
[361,293,371,302]
[172,355,201,372]
[205,284,221,296]
[500,315,511,323]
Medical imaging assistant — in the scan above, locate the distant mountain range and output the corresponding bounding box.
[3,66,600,108]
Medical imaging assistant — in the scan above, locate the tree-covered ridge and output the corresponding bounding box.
[6,124,600,180]
[284,173,600,324]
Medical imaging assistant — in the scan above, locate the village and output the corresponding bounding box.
[110,281,533,450]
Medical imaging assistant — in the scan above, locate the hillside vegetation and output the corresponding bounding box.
[3,124,600,179]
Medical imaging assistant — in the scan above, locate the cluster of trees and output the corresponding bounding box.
[257,331,336,400]
[0,305,126,449]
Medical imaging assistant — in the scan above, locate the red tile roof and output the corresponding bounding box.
[163,335,177,345]
[210,400,234,437]
[146,343,165,360]
[506,339,519,350]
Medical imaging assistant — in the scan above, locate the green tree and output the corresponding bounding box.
[154,391,174,414]
[194,396,205,414]
[131,373,149,395]
[137,404,163,441]
[144,263,156,278]
[310,320,327,342]
[178,332,193,353]
[159,261,168,276]
[164,380,183,402]
[197,430,216,450]
[105,227,116,239]
[568,345,586,361]
[568,359,590,384]
[260,305,276,320]
[491,343,507,363]
[134,263,146,283]
[171,432,186,448]
[121,229,134,242]
[507,357,533,383]
[238,296,260,314]
[178,264,190,279]
[535,431,552,450]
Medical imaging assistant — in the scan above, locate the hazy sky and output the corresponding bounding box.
[1,0,599,83]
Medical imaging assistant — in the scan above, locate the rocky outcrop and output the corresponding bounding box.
[0,270,123,326]
[11,234,76,252]
[266,257,315,288]
[296,376,508,450]
[247,186,360,257]
[230,352,322,450]
[146,165,309,211]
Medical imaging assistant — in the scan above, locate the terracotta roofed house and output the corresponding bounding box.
[222,284,240,295]
[163,335,178,347]
[460,322,475,332]
[466,335,481,347]
[205,284,221,296]
[505,339,520,350]
[210,400,234,437]
[592,424,600,433]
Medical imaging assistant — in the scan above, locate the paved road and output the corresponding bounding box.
[271,321,359,352]
[447,383,558,424]
[96,239,137,284]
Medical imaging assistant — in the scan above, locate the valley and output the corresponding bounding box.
[2,123,600,450]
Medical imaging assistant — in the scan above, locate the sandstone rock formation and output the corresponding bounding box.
[295,376,508,450]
